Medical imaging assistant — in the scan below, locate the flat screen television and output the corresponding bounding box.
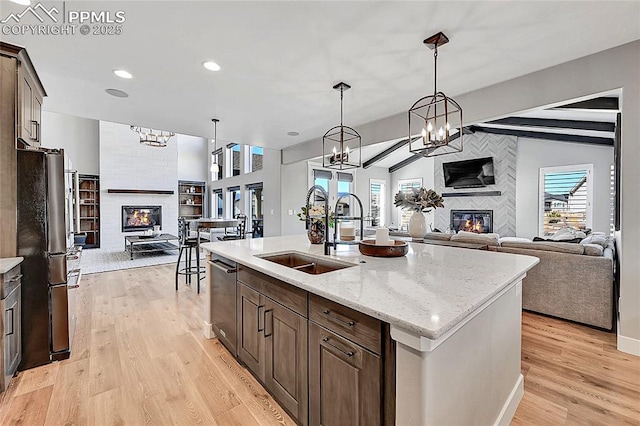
[443,157,495,188]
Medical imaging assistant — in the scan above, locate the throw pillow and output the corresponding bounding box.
[499,237,532,245]
[533,236,583,244]
[451,231,500,247]
[580,234,609,249]
[550,227,587,241]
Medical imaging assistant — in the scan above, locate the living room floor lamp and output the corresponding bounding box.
[408,32,464,158]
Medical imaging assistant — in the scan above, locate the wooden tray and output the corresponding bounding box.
[358,239,408,257]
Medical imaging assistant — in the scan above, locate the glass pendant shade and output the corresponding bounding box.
[408,32,463,158]
[322,82,361,170]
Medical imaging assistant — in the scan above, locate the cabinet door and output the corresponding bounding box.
[20,73,34,141]
[264,299,308,424]
[309,323,382,426]
[237,283,265,381]
[4,285,21,377]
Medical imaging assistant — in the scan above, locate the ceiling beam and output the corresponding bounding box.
[362,138,410,169]
[388,155,423,174]
[553,96,619,110]
[470,125,614,146]
[486,117,615,132]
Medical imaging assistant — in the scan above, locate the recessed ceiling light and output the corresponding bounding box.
[287,131,300,136]
[113,69,133,79]
[9,0,31,5]
[105,88,129,98]
[203,61,221,72]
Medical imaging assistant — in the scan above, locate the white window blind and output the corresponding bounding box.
[370,179,386,227]
[397,178,422,228]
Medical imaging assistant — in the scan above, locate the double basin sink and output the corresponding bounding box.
[258,251,355,275]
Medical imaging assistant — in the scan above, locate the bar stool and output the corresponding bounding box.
[218,214,247,241]
[175,217,204,293]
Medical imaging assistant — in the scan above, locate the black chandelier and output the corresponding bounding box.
[408,32,463,158]
[130,126,175,147]
[322,82,361,170]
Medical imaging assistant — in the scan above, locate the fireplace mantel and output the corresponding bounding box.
[108,189,175,195]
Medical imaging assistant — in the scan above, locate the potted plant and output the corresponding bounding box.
[394,188,444,238]
[297,205,334,244]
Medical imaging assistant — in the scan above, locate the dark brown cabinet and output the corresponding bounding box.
[309,322,382,426]
[237,283,265,379]
[264,298,308,423]
[17,50,45,146]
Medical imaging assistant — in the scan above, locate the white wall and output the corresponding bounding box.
[177,134,208,183]
[390,157,435,229]
[210,147,282,237]
[516,138,614,239]
[280,161,309,236]
[99,121,179,250]
[41,111,100,174]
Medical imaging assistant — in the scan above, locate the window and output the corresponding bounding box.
[370,179,386,227]
[336,172,353,217]
[307,164,356,212]
[539,165,593,236]
[397,178,422,229]
[228,186,241,217]
[231,144,241,176]
[212,190,223,218]
[250,146,264,172]
[247,183,264,237]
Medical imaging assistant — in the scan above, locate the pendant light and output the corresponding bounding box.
[408,32,463,157]
[210,118,220,175]
[322,82,361,170]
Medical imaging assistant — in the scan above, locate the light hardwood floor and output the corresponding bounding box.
[0,264,638,425]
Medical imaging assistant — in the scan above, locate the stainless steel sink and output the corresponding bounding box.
[258,251,355,275]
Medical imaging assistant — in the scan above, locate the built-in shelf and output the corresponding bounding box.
[178,180,206,219]
[442,191,502,198]
[75,174,101,249]
[107,189,175,195]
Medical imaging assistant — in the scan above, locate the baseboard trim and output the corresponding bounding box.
[494,373,524,426]
[618,334,640,356]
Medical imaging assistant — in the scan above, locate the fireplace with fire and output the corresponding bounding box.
[122,206,162,232]
[450,210,493,234]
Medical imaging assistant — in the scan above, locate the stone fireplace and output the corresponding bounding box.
[122,206,162,232]
[451,210,493,234]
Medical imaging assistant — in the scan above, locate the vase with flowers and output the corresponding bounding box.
[297,205,335,244]
[394,187,444,238]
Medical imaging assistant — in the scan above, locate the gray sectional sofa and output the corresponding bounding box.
[422,233,615,330]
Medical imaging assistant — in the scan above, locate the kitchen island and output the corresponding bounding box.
[201,235,538,425]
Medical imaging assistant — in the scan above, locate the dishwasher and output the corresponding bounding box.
[208,254,238,355]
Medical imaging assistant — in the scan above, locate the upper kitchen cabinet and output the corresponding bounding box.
[16,47,46,147]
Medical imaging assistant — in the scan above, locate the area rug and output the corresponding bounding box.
[80,247,205,275]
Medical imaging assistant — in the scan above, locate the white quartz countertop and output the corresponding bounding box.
[201,235,538,340]
[0,257,23,274]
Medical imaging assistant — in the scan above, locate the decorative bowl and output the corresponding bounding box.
[358,239,409,257]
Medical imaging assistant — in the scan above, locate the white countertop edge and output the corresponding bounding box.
[202,240,539,340]
[0,257,24,274]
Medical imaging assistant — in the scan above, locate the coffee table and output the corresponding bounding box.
[124,234,179,260]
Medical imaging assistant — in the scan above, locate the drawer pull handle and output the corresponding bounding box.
[264,309,273,338]
[322,337,354,357]
[323,309,355,328]
[257,305,265,332]
[7,274,23,283]
[208,260,237,274]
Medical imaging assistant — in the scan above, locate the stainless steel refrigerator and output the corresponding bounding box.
[17,147,71,369]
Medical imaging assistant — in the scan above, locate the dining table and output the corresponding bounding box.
[186,218,241,289]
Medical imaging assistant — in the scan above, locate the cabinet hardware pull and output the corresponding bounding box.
[257,305,265,332]
[7,274,23,283]
[5,308,14,336]
[322,336,354,357]
[322,309,355,327]
[208,259,237,273]
[264,309,273,338]
[31,120,39,142]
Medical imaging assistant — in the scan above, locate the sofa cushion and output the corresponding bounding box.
[583,243,604,257]
[451,231,500,247]
[423,232,452,241]
[500,240,585,255]
[499,237,532,245]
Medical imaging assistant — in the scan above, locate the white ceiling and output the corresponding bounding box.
[2,1,639,149]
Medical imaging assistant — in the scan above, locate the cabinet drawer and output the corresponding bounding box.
[309,294,382,355]
[238,266,307,317]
